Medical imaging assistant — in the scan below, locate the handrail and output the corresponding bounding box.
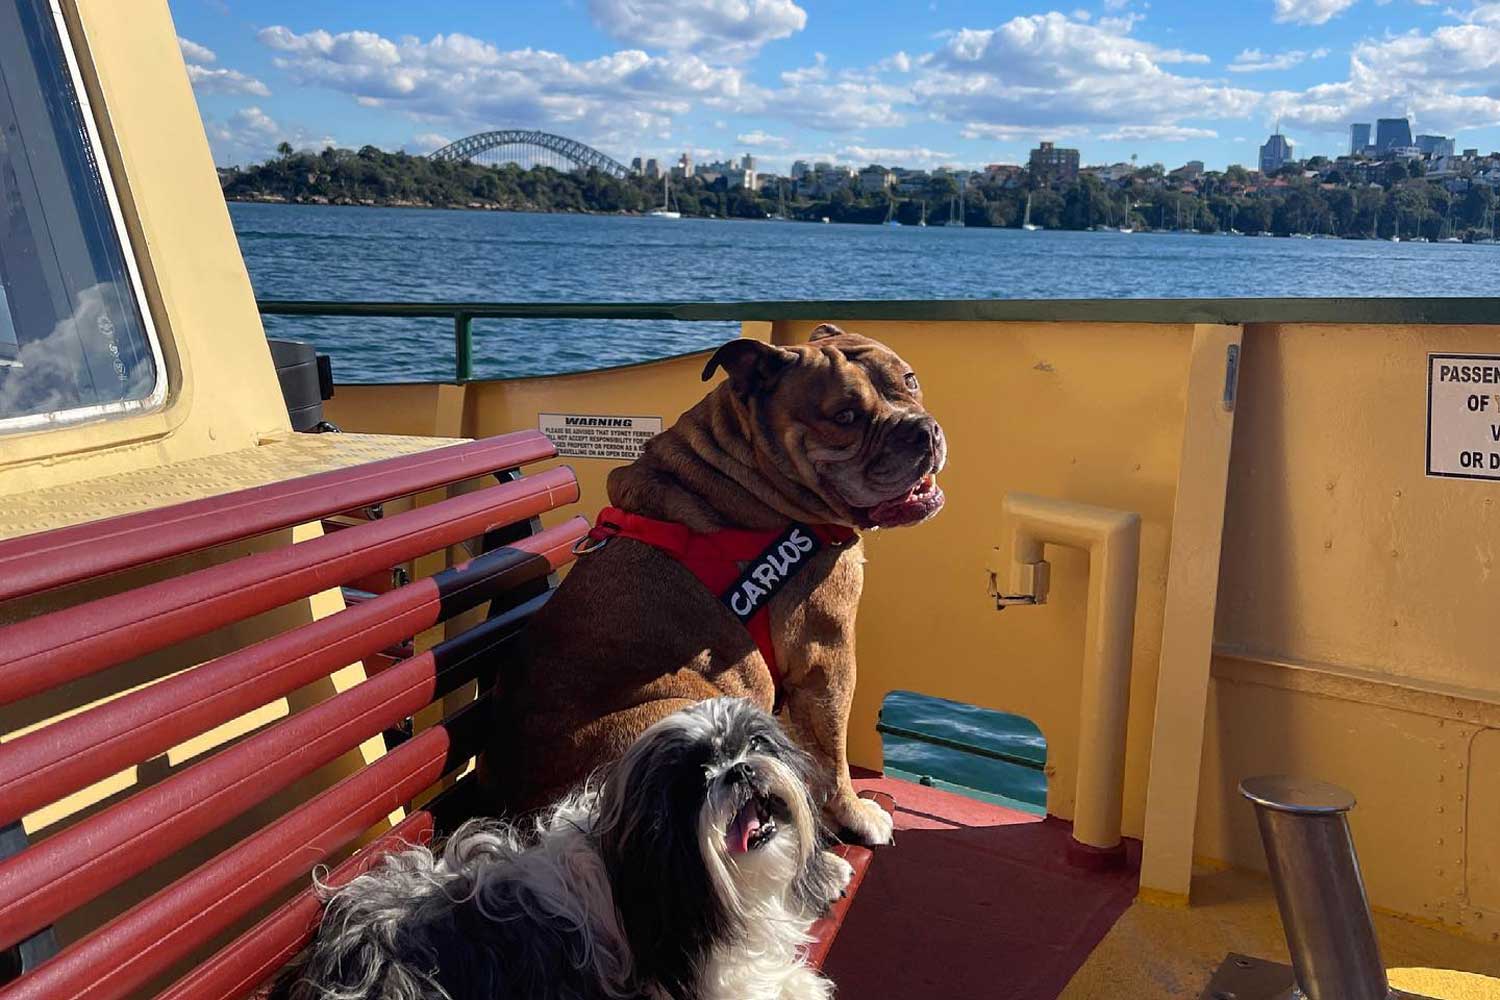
[875,720,1046,772]
[256,296,1500,382]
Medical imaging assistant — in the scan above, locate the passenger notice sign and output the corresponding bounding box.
[1427,354,1500,480]
[539,413,662,461]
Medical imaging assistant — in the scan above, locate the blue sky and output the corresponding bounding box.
[169,0,1500,172]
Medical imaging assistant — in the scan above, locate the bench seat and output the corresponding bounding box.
[0,430,880,999]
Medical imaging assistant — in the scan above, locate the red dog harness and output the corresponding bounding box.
[580,507,857,706]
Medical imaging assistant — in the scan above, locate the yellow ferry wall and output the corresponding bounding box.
[1201,320,1500,936]
[329,317,1500,937]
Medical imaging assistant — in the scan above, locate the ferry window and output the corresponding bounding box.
[0,0,165,431]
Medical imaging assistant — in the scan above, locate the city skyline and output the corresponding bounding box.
[170,0,1500,173]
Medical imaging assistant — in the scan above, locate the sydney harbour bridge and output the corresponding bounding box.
[429,130,631,178]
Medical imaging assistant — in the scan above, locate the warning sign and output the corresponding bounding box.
[1427,354,1500,480]
[539,413,662,461]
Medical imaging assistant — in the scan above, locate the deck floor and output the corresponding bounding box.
[822,774,1140,999]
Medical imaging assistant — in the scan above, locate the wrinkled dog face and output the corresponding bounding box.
[703,324,947,528]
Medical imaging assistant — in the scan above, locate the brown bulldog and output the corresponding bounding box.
[483,325,946,845]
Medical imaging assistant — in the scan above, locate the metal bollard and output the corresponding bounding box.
[1240,775,1392,1000]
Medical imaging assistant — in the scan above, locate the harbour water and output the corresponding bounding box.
[234,202,1500,383]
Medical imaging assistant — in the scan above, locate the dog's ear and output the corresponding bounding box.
[701,339,797,396]
[809,323,846,341]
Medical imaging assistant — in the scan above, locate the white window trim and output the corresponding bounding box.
[0,0,170,434]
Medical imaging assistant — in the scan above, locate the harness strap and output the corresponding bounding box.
[582,507,855,706]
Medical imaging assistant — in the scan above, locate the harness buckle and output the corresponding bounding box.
[571,520,619,557]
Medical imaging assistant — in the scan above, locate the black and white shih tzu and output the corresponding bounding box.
[273,698,854,1000]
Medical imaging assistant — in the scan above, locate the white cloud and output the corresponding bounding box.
[735,72,909,131]
[587,0,806,61]
[257,26,746,152]
[412,131,453,152]
[780,52,827,85]
[1099,124,1219,140]
[913,13,1257,135]
[179,35,270,97]
[231,105,279,138]
[1228,47,1330,71]
[837,144,961,167]
[736,129,790,148]
[186,63,272,97]
[1272,0,1358,25]
[1271,15,1500,134]
[959,122,1090,141]
[204,105,341,165]
[875,51,913,72]
[178,37,217,64]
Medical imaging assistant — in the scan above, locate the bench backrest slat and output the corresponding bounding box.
[0,431,557,603]
[0,467,579,707]
[0,516,583,828]
[151,810,438,1000]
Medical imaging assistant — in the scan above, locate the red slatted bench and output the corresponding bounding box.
[0,430,885,1000]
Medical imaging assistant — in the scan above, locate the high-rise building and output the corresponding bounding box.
[676,152,694,177]
[1349,123,1371,156]
[630,156,644,175]
[1028,141,1080,183]
[1259,130,1294,174]
[1416,134,1455,158]
[790,160,811,180]
[1374,118,1413,152]
[644,158,661,179]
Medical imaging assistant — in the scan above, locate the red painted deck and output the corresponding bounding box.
[822,774,1141,1000]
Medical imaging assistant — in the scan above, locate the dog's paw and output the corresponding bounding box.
[823,850,855,897]
[828,794,894,847]
[812,849,856,911]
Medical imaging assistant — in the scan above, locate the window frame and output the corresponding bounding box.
[0,0,169,435]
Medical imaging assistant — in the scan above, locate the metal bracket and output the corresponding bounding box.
[987,557,1050,611]
[1223,343,1241,412]
[1198,953,1432,1000]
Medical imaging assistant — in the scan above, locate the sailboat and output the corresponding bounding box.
[885,198,902,227]
[1478,206,1497,244]
[1021,193,1040,231]
[942,192,965,227]
[768,183,788,222]
[647,173,681,219]
[918,202,928,227]
[1439,202,1461,243]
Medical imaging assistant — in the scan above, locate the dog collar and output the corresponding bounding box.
[579,507,857,708]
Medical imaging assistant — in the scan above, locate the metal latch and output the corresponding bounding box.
[987,550,1050,611]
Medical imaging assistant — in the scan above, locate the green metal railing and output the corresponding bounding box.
[875,720,1046,772]
[256,296,1500,383]
[256,300,763,381]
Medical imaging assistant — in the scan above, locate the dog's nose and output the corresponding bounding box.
[729,761,756,784]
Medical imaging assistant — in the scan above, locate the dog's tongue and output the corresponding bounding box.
[866,474,946,528]
[726,800,762,855]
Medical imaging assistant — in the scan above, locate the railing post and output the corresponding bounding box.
[1240,776,1392,1000]
[453,313,473,382]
